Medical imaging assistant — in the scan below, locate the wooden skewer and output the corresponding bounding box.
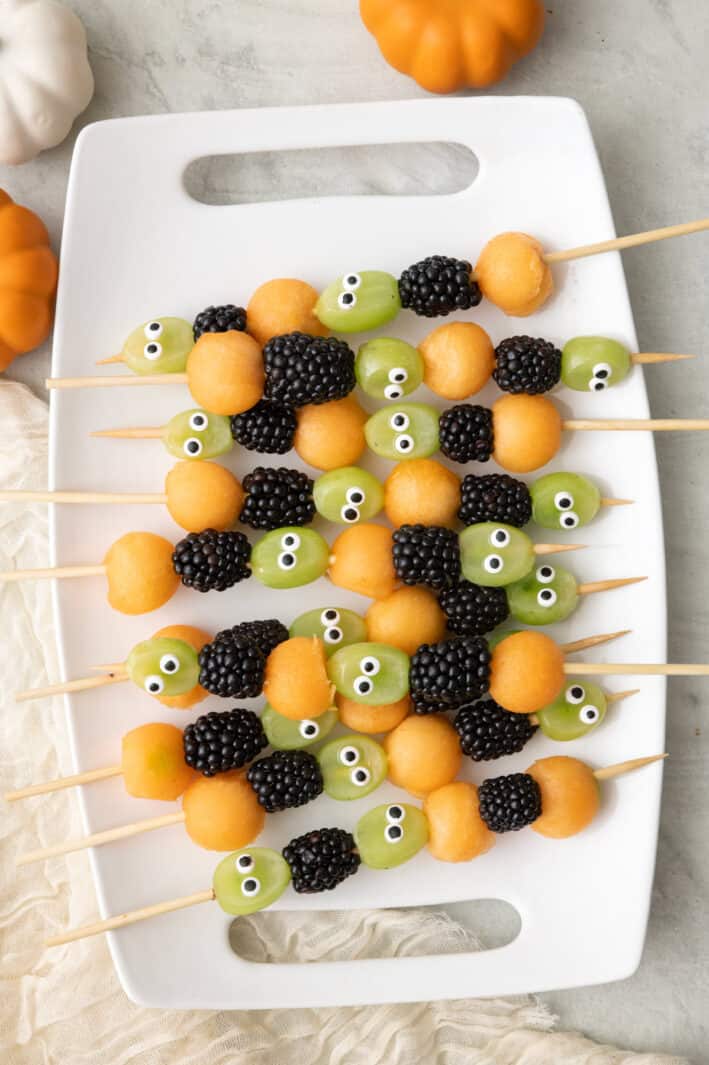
[16,811,185,867]
[559,630,630,654]
[600,497,634,507]
[564,418,709,432]
[593,753,667,781]
[0,564,106,582]
[89,662,127,673]
[15,672,127,703]
[96,354,125,365]
[632,353,695,365]
[5,765,123,802]
[565,662,709,677]
[576,576,647,596]
[605,688,640,704]
[91,427,164,439]
[0,491,167,505]
[46,374,187,390]
[46,888,216,947]
[533,543,585,556]
[543,217,709,264]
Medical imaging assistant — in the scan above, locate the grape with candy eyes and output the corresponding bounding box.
[122,317,194,375]
[327,642,410,706]
[212,846,291,915]
[459,523,535,588]
[355,337,424,400]
[530,472,601,530]
[289,606,368,656]
[535,681,607,741]
[261,703,338,750]
[506,564,579,625]
[162,408,233,461]
[313,466,384,525]
[316,734,388,800]
[250,527,330,589]
[126,637,200,697]
[561,336,632,393]
[355,802,429,869]
[365,403,440,461]
[315,271,401,333]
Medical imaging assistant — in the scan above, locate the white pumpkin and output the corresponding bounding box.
[0,0,94,165]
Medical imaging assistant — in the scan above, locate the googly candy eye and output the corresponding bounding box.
[144,674,164,695]
[490,527,511,548]
[359,655,381,676]
[536,587,558,607]
[384,383,404,400]
[536,565,555,583]
[299,719,320,739]
[559,511,580,529]
[389,367,408,384]
[566,684,585,704]
[159,654,180,674]
[580,704,600,724]
[281,532,301,551]
[144,321,163,339]
[351,767,371,787]
[337,291,357,310]
[390,411,410,431]
[589,376,608,392]
[236,853,255,873]
[324,626,343,644]
[342,273,362,291]
[346,486,366,506]
[183,437,203,457]
[554,492,574,511]
[385,823,404,842]
[592,362,613,381]
[241,877,261,897]
[484,554,504,574]
[189,412,208,431]
[143,341,163,360]
[395,434,415,454]
[340,504,361,523]
[339,745,360,766]
[277,551,297,570]
[386,805,405,823]
[354,675,374,696]
[321,608,340,625]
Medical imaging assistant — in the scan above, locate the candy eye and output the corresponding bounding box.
[339,745,360,766]
[337,291,357,310]
[385,823,404,842]
[236,853,255,873]
[490,527,510,548]
[536,565,555,583]
[354,675,373,696]
[340,505,360,523]
[351,767,371,787]
[144,674,164,695]
[346,487,365,505]
[554,492,574,511]
[389,367,408,384]
[384,384,403,400]
[566,685,585,705]
[342,273,362,291]
[144,321,163,339]
[143,341,163,360]
[386,805,405,822]
[324,626,343,644]
[281,532,301,550]
[390,412,410,431]
[592,362,613,381]
[189,412,208,431]
[277,551,297,570]
[395,434,414,454]
[241,877,261,897]
[321,608,340,625]
[359,656,381,676]
[559,511,580,529]
[537,588,558,607]
[589,376,607,392]
[183,437,203,457]
[483,554,504,574]
[299,719,320,739]
[159,654,180,674]
[580,704,600,724]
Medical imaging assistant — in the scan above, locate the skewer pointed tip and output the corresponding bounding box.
[577,576,647,596]
[560,629,631,654]
[96,354,125,366]
[594,753,667,781]
[534,542,586,556]
[600,497,634,507]
[605,688,641,704]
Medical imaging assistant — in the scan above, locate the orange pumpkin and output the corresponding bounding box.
[0,189,58,372]
[360,0,545,94]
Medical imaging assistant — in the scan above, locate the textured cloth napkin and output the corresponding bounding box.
[0,380,687,1065]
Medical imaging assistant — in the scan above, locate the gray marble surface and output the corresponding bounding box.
[2,1,708,1059]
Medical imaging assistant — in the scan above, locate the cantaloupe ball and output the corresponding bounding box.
[262,636,332,720]
[424,781,496,862]
[384,715,461,798]
[492,394,562,474]
[153,624,211,709]
[527,756,600,839]
[475,232,554,317]
[182,771,265,851]
[365,586,446,656]
[187,331,264,415]
[294,395,367,471]
[418,322,494,400]
[247,278,328,346]
[489,631,564,715]
[121,723,196,801]
[328,523,396,600]
[104,531,178,615]
[384,459,460,528]
[336,692,411,734]
[164,461,244,532]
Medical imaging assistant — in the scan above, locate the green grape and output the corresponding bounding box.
[356,338,423,401]
[317,734,388,800]
[123,317,194,375]
[315,271,401,333]
[251,527,330,589]
[126,637,200,697]
[162,408,233,461]
[213,847,291,916]
[530,472,601,530]
[261,703,338,749]
[327,642,410,705]
[313,467,384,525]
[561,336,631,392]
[459,523,535,587]
[365,403,440,461]
[535,681,607,741]
[355,802,429,869]
[289,606,368,656]
[506,564,579,625]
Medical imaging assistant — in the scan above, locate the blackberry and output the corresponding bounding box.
[172,529,251,592]
[263,332,356,407]
[392,524,461,590]
[218,619,289,658]
[454,699,537,762]
[439,405,494,464]
[458,474,532,528]
[409,636,491,711]
[398,255,482,318]
[198,632,265,698]
[239,466,315,530]
[230,399,297,455]
[493,336,562,395]
[283,827,360,893]
[247,749,323,813]
[183,708,267,776]
[439,580,510,637]
[193,304,247,340]
[478,772,542,833]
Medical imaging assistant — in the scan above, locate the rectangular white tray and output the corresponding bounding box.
[49,97,666,1008]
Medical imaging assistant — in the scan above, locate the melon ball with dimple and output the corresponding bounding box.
[475,232,554,317]
[418,322,495,400]
[152,624,211,709]
[328,523,397,600]
[182,771,265,851]
[247,278,328,346]
[492,393,562,474]
[122,723,196,801]
[164,461,244,532]
[526,755,600,838]
[336,693,411,734]
[294,395,368,471]
[187,330,264,415]
[424,782,496,863]
[365,586,446,656]
[262,636,333,721]
[384,715,461,798]
[384,459,460,528]
[489,630,565,714]
[104,531,178,615]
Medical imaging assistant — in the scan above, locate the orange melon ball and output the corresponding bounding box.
[336,692,411,734]
[187,330,264,415]
[424,781,496,862]
[527,756,600,839]
[384,715,461,798]
[182,771,265,851]
[365,586,446,656]
[384,459,460,528]
[121,723,196,801]
[475,232,553,317]
[294,395,367,471]
[262,636,332,720]
[164,461,244,532]
[247,278,328,346]
[492,393,562,474]
[152,624,211,709]
[418,322,494,400]
[329,523,397,600]
[489,631,564,715]
[104,531,178,615]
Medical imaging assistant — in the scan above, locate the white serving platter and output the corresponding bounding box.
[49,98,666,1009]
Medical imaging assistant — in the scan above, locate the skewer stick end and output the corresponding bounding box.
[594,753,667,781]
[534,542,586,556]
[96,354,125,366]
